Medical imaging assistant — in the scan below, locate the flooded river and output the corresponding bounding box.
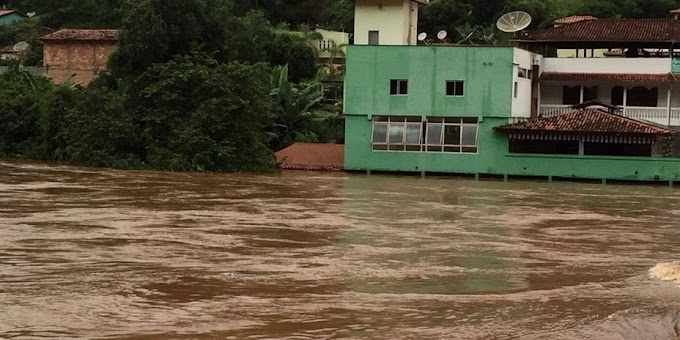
[1,161,680,339]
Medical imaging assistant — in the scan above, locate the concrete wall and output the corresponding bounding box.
[541,83,680,107]
[345,115,680,181]
[512,48,538,118]
[354,0,418,45]
[43,41,117,85]
[344,45,515,118]
[543,57,670,75]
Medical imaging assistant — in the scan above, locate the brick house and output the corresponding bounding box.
[41,29,118,85]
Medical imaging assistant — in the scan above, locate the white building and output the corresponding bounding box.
[516,17,680,126]
[353,0,429,46]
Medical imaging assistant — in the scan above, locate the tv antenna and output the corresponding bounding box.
[437,30,448,42]
[417,32,427,43]
[496,11,532,33]
[12,41,30,53]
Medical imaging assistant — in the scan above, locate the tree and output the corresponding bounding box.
[270,65,329,150]
[128,54,275,172]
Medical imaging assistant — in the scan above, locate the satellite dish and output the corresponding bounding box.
[27,12,36,18]
[12,41,30,53]
[417,32,427,42]
[496,11,532,33]
[437,30,448,41]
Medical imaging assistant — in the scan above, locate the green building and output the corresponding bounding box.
[343,44,680,183]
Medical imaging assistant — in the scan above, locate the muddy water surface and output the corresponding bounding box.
[1,161,680,339]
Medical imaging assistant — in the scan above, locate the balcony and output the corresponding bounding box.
[540,105,680,126]
[542,57,671,75]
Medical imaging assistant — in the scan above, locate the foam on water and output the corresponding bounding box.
[649,262,680,284]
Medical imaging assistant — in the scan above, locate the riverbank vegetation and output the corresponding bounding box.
[0,0,344,172]
[1,0,679,171]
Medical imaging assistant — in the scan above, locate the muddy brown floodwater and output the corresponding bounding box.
[2,161,680,339]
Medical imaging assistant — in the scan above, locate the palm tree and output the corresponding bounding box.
[270,65,330,149]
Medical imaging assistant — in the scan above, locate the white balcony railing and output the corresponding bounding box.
[539,105,680,126]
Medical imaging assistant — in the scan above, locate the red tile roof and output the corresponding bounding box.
[275,143,344,171]
[495,109,671,135]
[554,15,597,25]
[524,19,680,42]
[42,29,119,42]
[540,72,678,84]
[0,10,24,17]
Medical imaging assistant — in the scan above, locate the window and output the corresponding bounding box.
[514,82,519,98]
[627,86,658,107]
[372,116,478,153]
[583,86,598,102]
[368,30,380,45]
[424,117,478,153]
[562,85,581,105]
[390,79,408,95]
[518,67,528,78]
[446,80,464,96]
[612,86,625,106]
[372,116,422,151]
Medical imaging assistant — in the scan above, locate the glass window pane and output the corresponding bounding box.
[390,80,398,95]
[461,125,478,146]
[388,123,405,144]
[444,125,461,145]
[405,123,421,144]
[426,123,443,145]
[446,81,455,96]
[372,123,387,143]
[399,80,408,95]
[455,81,464,96]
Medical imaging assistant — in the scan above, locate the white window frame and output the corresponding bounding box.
[446,80,465,97]
[390,79,408,96]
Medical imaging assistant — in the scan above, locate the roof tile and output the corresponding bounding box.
[275,143,344,171]
[42,29,119,42]
[524,19,680,42]
[495,109,672,135]
[540,72,678,84]
[554,15,597,25]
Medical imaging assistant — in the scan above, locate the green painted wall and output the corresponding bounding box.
[344,45,515,118]
[344,45,680,181]
[0,12,26,26]
[345,116,680,181]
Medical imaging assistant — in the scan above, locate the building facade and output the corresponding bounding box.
[354,0,428,46]
[343,17,680,182]
[41,29,118,85]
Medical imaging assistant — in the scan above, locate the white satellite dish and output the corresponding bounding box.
[12,41,30,53]
[496,11,532,33]
[417,32,427,42]
[27,12,36,18]
[437,30,448,41]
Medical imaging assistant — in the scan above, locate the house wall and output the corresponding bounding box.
[541,83,680,107]
[344,45,515,118]
[512,48,539,118]
[0,13,26,26]
[543,57,670,75]
[44,41,117,85]
[316,29,350,59]
[344,115,680,181]
[354,0,418,45]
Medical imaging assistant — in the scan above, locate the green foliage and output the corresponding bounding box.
[270,33,317,83]
[0,63,52,157]
[270,65,335,150]
[129,54,275,171]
